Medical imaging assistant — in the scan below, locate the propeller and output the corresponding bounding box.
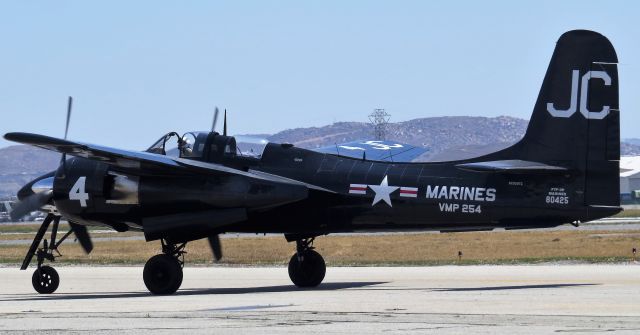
[59,96,73,176]
[9,190,53,221]
[64,96,72,140]
[211,107,220,132]
[9,96,94,265]
[211,106,228,136]
[69,220,93,254]
[208,106,227,262]
[9,96,73,219]
[207,234,223,262]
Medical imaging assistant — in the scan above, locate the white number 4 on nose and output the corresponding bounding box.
[69,176,89,207]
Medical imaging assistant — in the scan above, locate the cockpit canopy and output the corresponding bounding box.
[146,132,269,161]
[234,135,269,158]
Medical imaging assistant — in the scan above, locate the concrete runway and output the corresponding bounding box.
[0,265,639,334]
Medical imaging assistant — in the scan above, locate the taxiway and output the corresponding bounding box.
[0,265,639,334]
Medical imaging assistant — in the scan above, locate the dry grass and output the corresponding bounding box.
[1,230,639,266]
[0,223,106,234]
[616,209,640,217]
[0,231,140,241]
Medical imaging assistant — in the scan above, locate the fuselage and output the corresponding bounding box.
[53,139,617,240]
[236,143,604,235]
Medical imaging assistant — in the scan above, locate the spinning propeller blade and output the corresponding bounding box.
[212,106,220,132]
[69,221,93,254]
[9,191,53,221]
[207,234,223,262]
[60,96,73,175]
[64,96,72,140]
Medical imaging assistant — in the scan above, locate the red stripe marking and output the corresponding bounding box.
[400,190,418,194]
[350,187,367,191]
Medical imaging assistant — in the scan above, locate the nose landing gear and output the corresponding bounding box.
[288,237,326,287]
[23,215,76,294]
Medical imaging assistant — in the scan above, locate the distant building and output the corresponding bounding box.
[620,156,640,204]
[0,200,14,222]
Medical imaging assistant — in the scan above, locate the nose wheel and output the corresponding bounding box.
[31,265,59,294]
[288,238,326,287]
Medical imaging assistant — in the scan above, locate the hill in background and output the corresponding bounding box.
[0,145,60,198]
[624,138,640,146]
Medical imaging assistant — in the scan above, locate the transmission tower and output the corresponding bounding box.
[368,108,390,140]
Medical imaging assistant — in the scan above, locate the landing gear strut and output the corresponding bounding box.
[24,215,74,294]
[143,239,184,295]
[288,237,326,287]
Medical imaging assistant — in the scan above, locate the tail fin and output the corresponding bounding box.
[500,30,620,209]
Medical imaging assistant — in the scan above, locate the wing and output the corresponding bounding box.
[314,140,428,162]
[4,132,334,192]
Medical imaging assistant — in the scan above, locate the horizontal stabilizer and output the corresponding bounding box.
[455,160,568,174]
[314,140,428,162]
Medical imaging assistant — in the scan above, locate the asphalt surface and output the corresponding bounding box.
[0,265,639,334]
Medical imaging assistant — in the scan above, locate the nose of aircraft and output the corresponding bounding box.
[17,171,55,201]
[10,171,57,221]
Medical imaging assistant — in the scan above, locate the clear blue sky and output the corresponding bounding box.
[1,1,638,150]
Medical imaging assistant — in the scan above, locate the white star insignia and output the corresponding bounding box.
[368,175,398,207]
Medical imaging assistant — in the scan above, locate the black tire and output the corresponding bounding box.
[143,254,183,295]
[288,249,326,288]
[32,266,59,294]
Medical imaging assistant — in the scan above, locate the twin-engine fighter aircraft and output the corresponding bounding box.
[6,30,621,294]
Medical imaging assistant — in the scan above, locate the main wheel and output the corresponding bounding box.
[143,254,183,295]
[288,249,326,287]
[32,265,59,294]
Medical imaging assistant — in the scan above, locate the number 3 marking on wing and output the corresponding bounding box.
[69,176,89,207]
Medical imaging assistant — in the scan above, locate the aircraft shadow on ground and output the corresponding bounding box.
[1,281,389,302]
[431,283,600,292]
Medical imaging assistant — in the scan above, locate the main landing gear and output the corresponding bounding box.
[288,237,326,287]
[141,236,327,294]
[143,239,185,295]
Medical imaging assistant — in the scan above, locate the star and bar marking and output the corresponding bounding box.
[349,175,416,207]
